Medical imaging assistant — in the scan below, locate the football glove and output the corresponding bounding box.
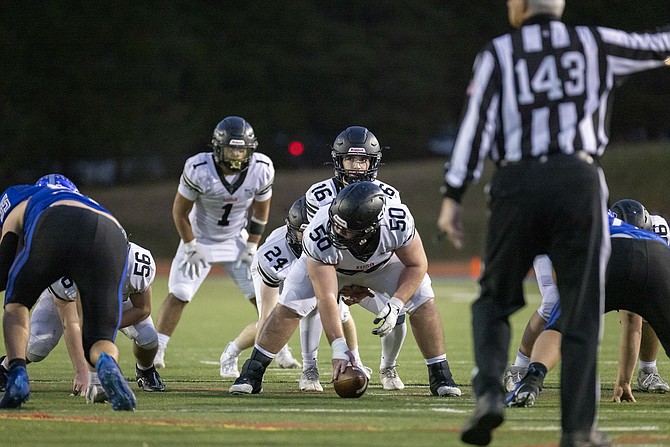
[235,242,258,269]
[372,297,404,337]
[179,239,208,280]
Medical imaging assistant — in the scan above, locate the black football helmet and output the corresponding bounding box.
[211,116,258,171]
[610,199,652,230]
[331,126,383,184]
[328,181,385,250]
[285,196,309,257]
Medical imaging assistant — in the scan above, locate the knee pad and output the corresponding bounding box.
[121,323,158,350]
[26,335,59,363]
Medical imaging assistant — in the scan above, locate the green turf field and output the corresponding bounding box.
[1,277,669,446]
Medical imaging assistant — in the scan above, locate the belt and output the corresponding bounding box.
[336,258,389,276]
[497,151,594,168]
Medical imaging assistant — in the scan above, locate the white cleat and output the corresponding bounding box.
[85,383,108,404]
[299,365,323,392]
[380,365,405,390]
[436,383,462,397]
[219,345,240,379]
[637,367,670,393]
[229,383,254,395]
[275,346,301,369]
[502,364,527,393]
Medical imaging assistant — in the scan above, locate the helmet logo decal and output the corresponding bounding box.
[347,147,367,155]
[332,214,348,229]
[228,139,246,146]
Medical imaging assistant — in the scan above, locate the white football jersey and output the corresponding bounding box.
[303,202,415,273]
[304,177,401,221]
[48,242,156,302]
[177,152,274,243]
[651,214,670,245]
[254,226,300,287]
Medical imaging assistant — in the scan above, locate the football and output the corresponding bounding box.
[333,366,368,398]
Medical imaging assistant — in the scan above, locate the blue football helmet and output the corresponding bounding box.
[35,174,79,193]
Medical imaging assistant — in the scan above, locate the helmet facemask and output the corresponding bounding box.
[331,126,383,185]
[211,116,258,172]
[213,142,253,171]
[332,152,381,184]
[285,196,309,256]
[327,214,379,250]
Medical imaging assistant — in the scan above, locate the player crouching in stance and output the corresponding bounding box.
[230,181,461,397]
[0,241,165,402]
[0,174,136,410]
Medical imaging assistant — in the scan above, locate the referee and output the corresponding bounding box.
[436,0,670,446]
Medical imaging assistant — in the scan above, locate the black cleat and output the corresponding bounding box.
[504,364,544,407]
[136,365,166,392]
[0,356,8,393]
[229,359,265,395]
[428,361,462,396]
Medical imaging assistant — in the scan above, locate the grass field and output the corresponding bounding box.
[1,276,669,446]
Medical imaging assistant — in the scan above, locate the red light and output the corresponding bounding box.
[288,141,304,156]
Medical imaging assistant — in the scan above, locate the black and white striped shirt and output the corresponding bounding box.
[444,15,670,201]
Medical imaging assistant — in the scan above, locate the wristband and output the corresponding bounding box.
[389,296,405,309]
[249,216,267,236]
[331,337,349,361]
[183,239,197,252]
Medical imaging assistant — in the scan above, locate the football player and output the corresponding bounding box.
[230,182,462,397]
[0,175,135,410]
[153,116,299,374]
[505,202,670,407]
[302,126,407,390]
[0,242,166,401]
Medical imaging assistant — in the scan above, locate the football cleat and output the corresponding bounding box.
[299,365,323,392]
[504,366,544,407]
[86,383,108,403]
[219,345,240,379]
[154,346,166,369]
[275,345,301,369]
[0,365,30,409]
[136,365,166,392]
[229,359,265,395]
[503,364,528,393]
[428,361,462,397]
[96,353,137,411]
[380,365,405,390]
[637,367,670,393]
[0,356,8,393]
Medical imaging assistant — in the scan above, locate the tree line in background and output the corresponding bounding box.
[2,0,669,189]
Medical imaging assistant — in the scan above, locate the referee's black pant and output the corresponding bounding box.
[471,153,610,434]
[606,238,670,359]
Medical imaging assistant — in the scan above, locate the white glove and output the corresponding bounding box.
[235,242,258,268]
[178,239,208,280]
[371,297,404,337]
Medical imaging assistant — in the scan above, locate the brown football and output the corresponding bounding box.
[333,366,368,398]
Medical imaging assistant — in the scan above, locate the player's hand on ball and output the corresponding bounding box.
[339,285,374,306]
[333,365,369,398]
[372,297,403,337]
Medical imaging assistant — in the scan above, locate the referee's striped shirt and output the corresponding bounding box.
[443,15,670,202]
